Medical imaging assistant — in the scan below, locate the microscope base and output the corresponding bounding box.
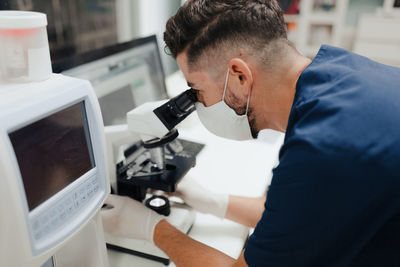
[105,203,196,265]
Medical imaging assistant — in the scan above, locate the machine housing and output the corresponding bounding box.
[0,74,110,267]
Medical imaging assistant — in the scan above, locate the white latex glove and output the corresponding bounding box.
[101,194,164,244]
[174,176,229,219]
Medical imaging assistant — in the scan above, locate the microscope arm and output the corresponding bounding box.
[127,100,170,141]
[127,89,198,141]
[104,124,140,190]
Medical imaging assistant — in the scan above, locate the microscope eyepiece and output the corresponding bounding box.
[169,88,198,117]
[153,89,198,130]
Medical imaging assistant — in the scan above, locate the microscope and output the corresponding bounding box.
[104,89,204,265]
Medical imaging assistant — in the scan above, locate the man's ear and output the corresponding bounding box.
[228,58,254,97]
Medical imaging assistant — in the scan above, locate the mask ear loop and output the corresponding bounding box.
[245,86,251,116]
[221,68,230,101]
[244,67,253,116]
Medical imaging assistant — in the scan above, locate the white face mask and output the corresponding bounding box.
[195,69,253,140]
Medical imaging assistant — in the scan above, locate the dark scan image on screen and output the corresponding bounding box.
[9,102,95,211]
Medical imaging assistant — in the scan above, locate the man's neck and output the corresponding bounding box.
[254,54,311,133]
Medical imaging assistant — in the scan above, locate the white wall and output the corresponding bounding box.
[116,0,181,76]
[138,0,181,76]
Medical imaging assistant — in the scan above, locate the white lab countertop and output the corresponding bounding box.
[107,71,284,266]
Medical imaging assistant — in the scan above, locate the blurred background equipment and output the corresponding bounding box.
[3,0,399,68]
[0,0,181,76]
[0,0,118,63]
[353,0,400,67]
[278,0,400,66]
[279,0,300,13]
[53,35,168,126]
[280,0,349,57]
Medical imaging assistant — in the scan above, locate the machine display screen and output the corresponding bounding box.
[9,102,95,211]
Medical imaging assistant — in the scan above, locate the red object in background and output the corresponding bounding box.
[286,0,300,14]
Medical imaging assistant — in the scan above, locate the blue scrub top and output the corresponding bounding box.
[244,45,400,266]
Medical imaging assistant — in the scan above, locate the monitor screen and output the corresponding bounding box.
[52,36,168,126]
[9,102,95,211]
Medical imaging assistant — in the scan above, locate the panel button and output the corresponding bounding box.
[74,199,80,209]
[64,196,73,206]
[59,212,67,221]
[49,208,58,218]
[79,187,85,194]
[32,219,41,232]
[43,224,51,235]
[57,203,65,213]
[66,204,74,214]
[34,230,42,240]
[51,218,59,228]
[40,215,49,226]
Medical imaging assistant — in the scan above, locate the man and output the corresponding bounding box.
[102,0,400,266]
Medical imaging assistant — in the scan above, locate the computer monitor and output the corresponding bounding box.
[0,75,109,266]
[52,35,168,126]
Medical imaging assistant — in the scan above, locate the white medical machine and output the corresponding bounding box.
[52,36,168,188]
[0,74,110,267]
[52,36,203,265]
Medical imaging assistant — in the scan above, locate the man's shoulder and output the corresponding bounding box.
[297,45,400,100]
[285,46,400,169]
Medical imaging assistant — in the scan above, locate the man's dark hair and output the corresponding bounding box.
[164,0,287,69]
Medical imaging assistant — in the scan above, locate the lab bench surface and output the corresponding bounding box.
[107,71,284,266]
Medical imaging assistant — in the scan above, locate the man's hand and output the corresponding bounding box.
[101,194,164,243]
[174,176,229,218]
